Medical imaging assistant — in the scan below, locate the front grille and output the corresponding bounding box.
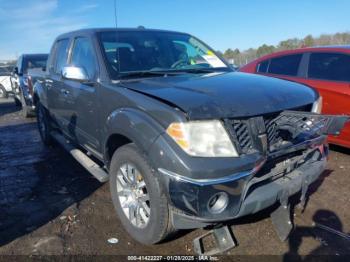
[232,120,253,152]
[264,114,281,147]
[229,108,328,154]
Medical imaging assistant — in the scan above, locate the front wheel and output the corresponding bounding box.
[109,144,173,244]
[36,102,53,146]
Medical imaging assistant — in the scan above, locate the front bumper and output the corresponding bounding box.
[153,136,328,229]
[148,111,348,229]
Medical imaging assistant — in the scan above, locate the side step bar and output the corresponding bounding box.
[51,132,109,183]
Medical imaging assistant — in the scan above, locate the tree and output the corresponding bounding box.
[219,31,350,66]
[278,38,301,50]
[216,50,223,56]
[223,48,235,59]
[303,35,314,47]
[256,44,275,57]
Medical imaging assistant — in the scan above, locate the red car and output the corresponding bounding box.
[240,46,350,148]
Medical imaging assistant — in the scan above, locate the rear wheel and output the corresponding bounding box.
[109,144,173,244]
[36,102,53,146]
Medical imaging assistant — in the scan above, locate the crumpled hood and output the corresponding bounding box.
[121,72,317,119]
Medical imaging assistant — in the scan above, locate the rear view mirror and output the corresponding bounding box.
[62,66,89,82]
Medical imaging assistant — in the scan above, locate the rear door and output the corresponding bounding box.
[61,36,100,151]
[301,52,350,146]
[46,38,70,130]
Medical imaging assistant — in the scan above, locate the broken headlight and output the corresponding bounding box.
[166,120,238,157]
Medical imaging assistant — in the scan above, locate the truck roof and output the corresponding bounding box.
[56,27,189,39]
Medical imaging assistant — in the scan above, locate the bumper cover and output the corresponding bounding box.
[149,111,348,229]
[158,141,328,229]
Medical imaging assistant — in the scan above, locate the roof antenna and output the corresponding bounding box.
[114,0,121,73]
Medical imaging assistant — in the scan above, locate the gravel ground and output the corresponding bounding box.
[0,97,349,259]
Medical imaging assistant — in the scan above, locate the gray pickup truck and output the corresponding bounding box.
[33,28,348,249]
[11,53,48,117]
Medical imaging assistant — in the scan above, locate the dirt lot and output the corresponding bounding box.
[0,97,349,259]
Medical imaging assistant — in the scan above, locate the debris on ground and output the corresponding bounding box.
[107,238,119,244]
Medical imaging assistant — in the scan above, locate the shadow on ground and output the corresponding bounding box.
[0,98,20,118]
[0,122,102,247]
[284,209,350,261]
[329,144,350,155]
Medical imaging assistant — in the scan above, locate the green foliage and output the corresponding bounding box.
[256,44,275,57]
[222,31,350,66]
[303,35,314,47]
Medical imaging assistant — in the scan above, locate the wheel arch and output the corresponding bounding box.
[103,108,165,168]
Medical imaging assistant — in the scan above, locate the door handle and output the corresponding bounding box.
[60,89,70,95]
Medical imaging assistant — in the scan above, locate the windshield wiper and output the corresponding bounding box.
[118,70,181,79]
[117,67,231,79]
[173,67,231,74]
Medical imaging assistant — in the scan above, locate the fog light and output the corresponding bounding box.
[207,192,228,214]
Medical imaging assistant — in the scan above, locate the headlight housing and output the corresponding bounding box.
[166,120,238,157]
[311,96,323,114]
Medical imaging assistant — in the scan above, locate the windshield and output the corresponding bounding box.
[23,55,48,74]
[98,31,228,79]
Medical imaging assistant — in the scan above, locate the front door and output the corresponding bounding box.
[61,36,100,151]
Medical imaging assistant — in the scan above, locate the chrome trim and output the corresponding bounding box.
[158,158,266,186]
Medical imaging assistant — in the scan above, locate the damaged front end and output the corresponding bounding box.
[157,110,348,238]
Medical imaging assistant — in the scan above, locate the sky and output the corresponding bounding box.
[0,0,349,60]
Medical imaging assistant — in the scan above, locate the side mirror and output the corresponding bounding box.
[62,66,89,82]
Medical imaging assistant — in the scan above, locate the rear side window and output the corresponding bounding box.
[268,54,302,76]
[54,39,69,74]
[308,53,350,82]
[257,60,269,73]
[70,37,97,79]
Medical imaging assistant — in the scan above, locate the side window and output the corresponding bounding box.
[308,53,350,82]
[54,39,69,74]
[257,60,269,73]
[268,54,302,76]
[70,37,97,79]
[47,42,58,73]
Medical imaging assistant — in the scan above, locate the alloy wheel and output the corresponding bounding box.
[116,163,150,228]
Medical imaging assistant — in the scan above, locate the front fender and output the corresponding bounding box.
[104,108,166,162]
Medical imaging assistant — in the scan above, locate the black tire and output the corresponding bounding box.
[36,102,53,146]
[0,85,8,98]
[109,143,173,244]
[14,96,21,106]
